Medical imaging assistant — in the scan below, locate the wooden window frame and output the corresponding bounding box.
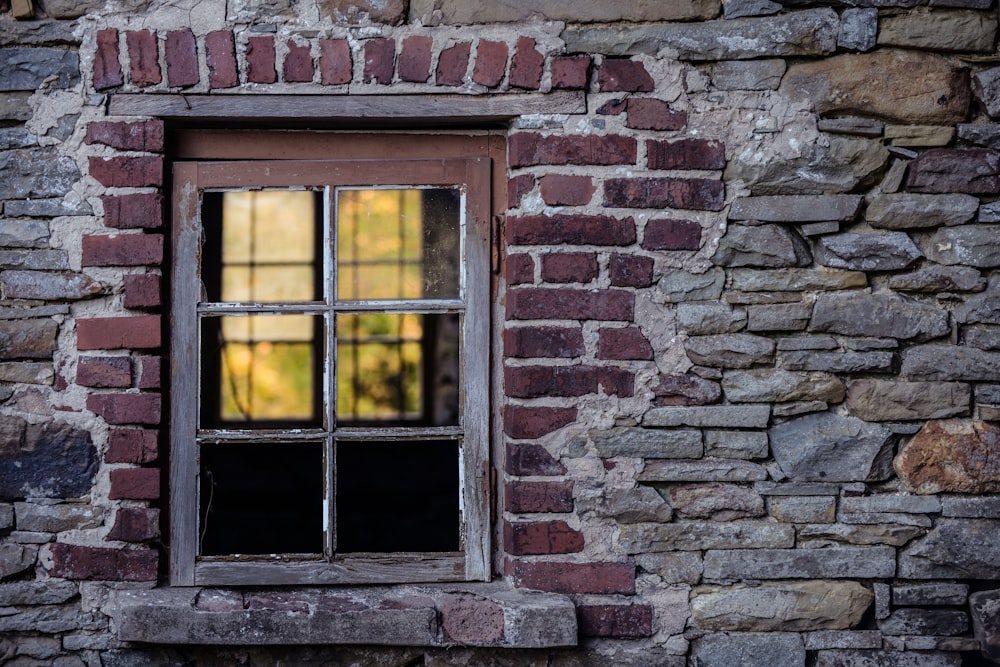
[169,132,503,586]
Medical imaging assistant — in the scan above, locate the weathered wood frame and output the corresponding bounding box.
[170,133,498,586]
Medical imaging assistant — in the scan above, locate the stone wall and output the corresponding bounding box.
[2,0,1000,664]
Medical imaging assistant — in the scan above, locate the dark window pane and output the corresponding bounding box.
[199,442,323,556]
[336,440,459,553]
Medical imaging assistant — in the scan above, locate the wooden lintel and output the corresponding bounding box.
[108,92,586,123]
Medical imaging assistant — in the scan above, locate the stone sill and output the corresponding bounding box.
[112,582,577,648]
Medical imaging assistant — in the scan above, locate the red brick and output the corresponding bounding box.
[126,30,161,87]
[507,288,633,321]
[124,274,162,309]
[609,254,653,288]
[89,156,163,188]
[506,253,534,286]
[137,355,161,389]
[246,36,277,84]
[597,98,628,116]
[206,31,238,89]
[436,41,470,87]
[103,194,163,231]
[578,604,654,638]
[509,133,636,167]
[165,29,199,88]
[598,59,653,92]
[439,593,504,644]
[642,218,702,251]
[540,252,598,284]
[653,373,722,406]
[648,138,726,171]
[106,428,159,464]
[109,467,160,499]
[539,174,595,206]
[505,520,584,555]
[88,393,161,425]
[363,38,395,84]
[82,234,163,267]
[508,560,636,594]
[508,215,635,246]
[598,327,653,361]
[504,326,585,359]
[505,480,574,513]
[626,99,687,130]
[78,315,161,350]
[77,356,131,388]
[473,40,508,88]
[319,38,352,85]
[94,29,124,90]
[603,177,725,212]
[509,37,543,90]
[507,365,598,398]
[508,173,535,209]
[551,55,590,90]
[283,40,314,82]
[108,507,160,542]
[85,120,164,153]
[49,543,157,582]
[504,405,577,439]
[505,443,567,475]
[398,35,432,83]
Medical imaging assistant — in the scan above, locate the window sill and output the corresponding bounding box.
[112,583,577,648]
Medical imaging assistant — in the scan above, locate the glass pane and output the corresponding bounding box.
[336,439,459,553]
[199,442,323,556]
[202,190,319,303]
[200,315,322,427]
[336,313,459,426]
[336,188,461,301]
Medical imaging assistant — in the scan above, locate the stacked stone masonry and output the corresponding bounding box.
[3,0,1000,664]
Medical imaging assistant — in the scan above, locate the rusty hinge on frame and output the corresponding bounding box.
[491,214,504,275]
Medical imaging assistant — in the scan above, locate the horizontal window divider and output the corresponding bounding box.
[332,426,464,440]
[332,299,465,312]
[196,426,464,441]
[198,302,327,314]
[197,299,465,314]
[194,554,468,586]
[197,429,328,441]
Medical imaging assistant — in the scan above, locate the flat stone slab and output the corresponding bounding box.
[704,546,897,579]
[729,195,862,223]
[644,405,771,428]
[619,521,793,552]
[692,581,873,631]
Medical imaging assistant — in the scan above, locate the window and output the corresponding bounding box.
[169,132,500,586]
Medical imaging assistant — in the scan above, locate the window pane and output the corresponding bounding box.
[336,188,460,301]
[336,440,459,553]
[201,315,322,427]
[336,313,459,426]
[199,442,323,556]
[202,190,319,303]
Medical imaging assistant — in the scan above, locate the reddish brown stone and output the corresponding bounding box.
[321,0,407,24]
[503,405,577,439]
[126,30,160,87]
[505,520,584,555]
[653,373,723,406]
[505,443,567,475]
[626,99,687,130]
[165,29,199,88]
[94,29,124,90]
[597,98,628,116]
[77,356,131,388]
[246,593,311,612]
[103,194,163,230]
[108,467,160,500]
[205,31,239,89]
[363,38,395,84]
[124,274,162,309]
[506,365,633,399]
[604,177,725,211]
[539,174,596,206]
[642,218,703,251]
[551,55,590,90]
[609,254,654,288]
[648,139,726,171]
[49,543,157,582]
[895,419,1000,493]
[473,40,508,88]
[137,355,161,390]
[507,287,634,321]
[246,36,277,84]
[78,315,161,351]
[508,560,636,594]
[507,173,535,209]
[439,593,504,644]
[319,38,352,85]
[506,480,574,513]
[82,235,163,268]
[598,327,654,360]
[504,326,585,359]
[578,604,654,638]
[598,59,654,92]
[906,149,1000,194]
[105,428,159,464]
[509,37,543,90]
[283,40,314,83]
[86,121,164,153]
[398,35,432,83]
[508,214,635,246]
[540,252,598,284]
[506,253,534,285]
[89,157,163,188]
[88,393,161,425]
[108,507,160,542]
[436,41,470,87]
[509,133,636,167]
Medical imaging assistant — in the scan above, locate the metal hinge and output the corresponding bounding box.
[491,214,504,275]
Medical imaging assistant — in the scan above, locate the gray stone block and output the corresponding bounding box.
[866,193,978,229]
[691,632,805,667]
[878,609,968,637]
[893,583,969,606]
[941,496,1000,517]
[704,430,769,459]
[0,149,81,200]
[712,223,812,268]
[634,551,703,584]
[878,9,997,52]
[638,459,770,482]
[782,350,897,373]
[920,225,1000,267]
[818,117,885,137]
[730,267,867,292]
[769,412,894,482]
[814,232,923,271]
[899,519,1000,578]
[768,495,836,523]
[723,368,844,403]
[0,419,97,499]
[0,220,49,248]
[712,59,786,91]
[588,427,703,459]
[684,333,776,368]
[902,344,1000,381]
[692,581,872,631]
[704,546,896,579]
[805,631,883,650]
[619,520,793,552]
[889,266,986,293]
[797,523,926,547]
[729,195,862,223]
[722,0,781,19]
[14,501,103,532]
[846,380,970,421]
[677,302,747,335]
[644,405,771,428]
[745,302,814,331]
[815,650,960,667]
[810,293,948,341]
[970,589,1000,662]
[0,48,80,91]
[838,7,878,51]
[658,267,725,302]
